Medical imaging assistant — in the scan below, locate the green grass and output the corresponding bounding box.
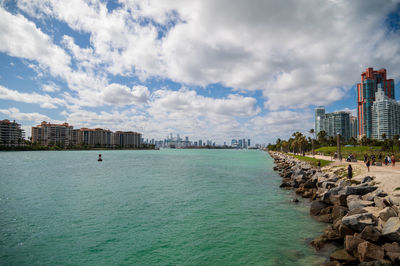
[394,187,400,191]
[289,154,331,167]
[314,146,398,161]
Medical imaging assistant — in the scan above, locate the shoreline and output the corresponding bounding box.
[269,151,400,265]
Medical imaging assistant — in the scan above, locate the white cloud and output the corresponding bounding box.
[0,85,65,108]
[102,84,150,106]
[0,107,50,122]
[42,82,60,92]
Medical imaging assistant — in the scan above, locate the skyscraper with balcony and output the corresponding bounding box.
[357,67,395,138]
[314,106,326,135]
[314,108,351,141]
[371,88,400,140]
[0,119,25,146]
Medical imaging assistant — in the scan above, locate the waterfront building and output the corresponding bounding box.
[371,88,400,140]
[350,116,358,139]
[0,119,25,146]
[199,140,202,147]
[357,67,395,138]
[32,121,74,147]
[248,139,251,147]
[314,108,351,141]
[79,128,114,147]
[314,106,326,135]
[113,131,142,148]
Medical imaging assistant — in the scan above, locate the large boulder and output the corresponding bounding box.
[382,217,400,242]
[331,205,348,221]
[345,234,364,257]
[357,241,385,262]
[383,242,400,262]
[361,176,374,183]
[347,196,374,211]
[378,207,397,222]
[374,197,390,209]
[358,259,393,265]
[342,213,375,232]
[310,200,328,216]
[344,185,378,196]
[303,178,317,189]
[338,223,355,238]
[359,225,381,242]
[362,189,388,201]
[329,249,356,263]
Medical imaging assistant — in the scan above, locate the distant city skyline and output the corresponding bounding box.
[0,1,399,144]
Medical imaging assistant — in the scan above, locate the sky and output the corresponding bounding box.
[0,0,400,145]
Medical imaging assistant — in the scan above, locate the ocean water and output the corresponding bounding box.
[0,149,327,265]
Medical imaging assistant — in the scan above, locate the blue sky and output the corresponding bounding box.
[0,0,399,144]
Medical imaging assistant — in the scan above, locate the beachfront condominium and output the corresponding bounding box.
[314,107,352,141]
[32,121,142,148]
[32,121,75,147]
[357,67,395,139]
[371,87,400,140]
[0,119,25,146]
[350,116,358,139]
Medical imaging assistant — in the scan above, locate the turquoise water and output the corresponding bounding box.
[0,149,326,265]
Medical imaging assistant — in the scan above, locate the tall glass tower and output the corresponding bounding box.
[357,68,395,138]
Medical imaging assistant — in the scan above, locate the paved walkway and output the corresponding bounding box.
[305,154,400,196]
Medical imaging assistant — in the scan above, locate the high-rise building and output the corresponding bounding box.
[32,121,74,147]
[199,140,202,147]
[315,108,351,141]
[357,67,395,138]
[247,139,251,147]
[350,116,358,139]
[0,119,25,146]
[371,88,400,140]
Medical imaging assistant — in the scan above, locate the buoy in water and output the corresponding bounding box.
[98,154,102,162]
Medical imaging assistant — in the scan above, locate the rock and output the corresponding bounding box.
[357,241,385,262]
[323,261,342,266]
[338,223,355,238]
[359,259,393,266]
[310,200,328,216]
[303,178,316,189]
[362,189,388,201]
[322,181,337,190]
[361,176,374,183]
[332,205,348,221]
[383,242,400,262]
[330,194,348,206]
[386,196,400,206]
[378,207,397,222]
[280,181,292,188]
[360,225,381,242]
[347,208,368,216]
[344,185,378,196]
[292,198,299,203]
[330,249,356,262]
[320,206,334,215]
[310,235,327,250]
[345,234,364,256]
[316,213,333,223]
[347,195,374,211]
[374,197,390,209]
[336,179,352,188]
[342,213,375,232]
[382,217,400,242]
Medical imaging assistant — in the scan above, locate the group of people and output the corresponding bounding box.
[363,153,396,171]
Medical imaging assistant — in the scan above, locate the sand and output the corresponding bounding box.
[307,154,400,196]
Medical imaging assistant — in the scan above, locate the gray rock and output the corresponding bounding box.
[359,225,381,242]
[374,197,390,209]
[344,185,378,196]
[332,205,348,221]
[361,176,374,183]
[342,213,375,232]
[347,195,374,211]
[362,189,388,201]
[382,217,400,242]
[310,200,328,216]
[303,178,316,189]
[378,207,397,222]
[357,241,385,262]
[321,181,336,190]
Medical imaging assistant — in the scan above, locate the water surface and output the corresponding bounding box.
[0,149,326,265]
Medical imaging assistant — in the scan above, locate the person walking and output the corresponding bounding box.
[347,164,353,179]
[317,160,321,170]
[366,159,370,172]
[387,155,392,166]
[391,154,396,167]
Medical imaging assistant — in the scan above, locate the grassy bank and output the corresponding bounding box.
[314,146,399,161]
[288,154,332,167]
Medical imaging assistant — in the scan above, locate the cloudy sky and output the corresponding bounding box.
[0,0,399,144]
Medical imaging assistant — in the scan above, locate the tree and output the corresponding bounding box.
[317,130,327,146]
[381,133,387,140]
[360,136,368,146]
[309,129,315,156]
[394,134,400,153]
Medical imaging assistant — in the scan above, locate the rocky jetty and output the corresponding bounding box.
[270,151,400,265]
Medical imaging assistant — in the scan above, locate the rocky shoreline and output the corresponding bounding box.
[270,151,400,266]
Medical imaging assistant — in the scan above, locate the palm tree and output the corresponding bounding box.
[317,130,327,146]
[382,133,387,141]
[394,134,400,153]
[309,129,315,156]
